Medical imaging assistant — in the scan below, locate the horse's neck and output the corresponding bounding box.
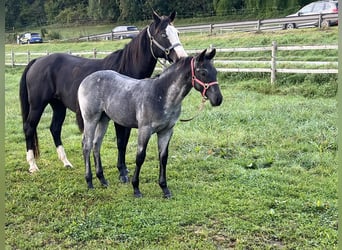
[159,59,193,106]
[102,29,157,79]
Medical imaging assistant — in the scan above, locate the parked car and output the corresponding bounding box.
[284,0,338,29]
[19,32,43,44]
[112,26,139,39]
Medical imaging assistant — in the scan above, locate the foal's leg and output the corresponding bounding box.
[93,115,110,187]
[132,127,151,198]
[50,100,73,168]
[82,120,99,189]
[157,129,174,198]
[114,123,131,183]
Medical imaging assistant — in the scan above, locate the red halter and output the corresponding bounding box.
[191,58,218,98]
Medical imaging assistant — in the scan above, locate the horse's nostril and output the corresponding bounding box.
[211,95,223,106]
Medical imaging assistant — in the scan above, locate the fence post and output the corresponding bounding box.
[27,50,30,65]
[257,20,261,32]
[271,41,277,84]
[10,49,14,67]
[93,48,97,59]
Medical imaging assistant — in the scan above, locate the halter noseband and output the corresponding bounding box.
[191,58,218,98]
[147,25,182,62]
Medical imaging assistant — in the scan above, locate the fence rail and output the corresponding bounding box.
[77,13,338,41]
[5,43,338,83]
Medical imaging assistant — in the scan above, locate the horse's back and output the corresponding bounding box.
[79,70,144,128]
[26,53,104,111]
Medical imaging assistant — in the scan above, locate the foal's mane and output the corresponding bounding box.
[156,56,192,79]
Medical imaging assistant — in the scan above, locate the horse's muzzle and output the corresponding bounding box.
[210,95,223,106]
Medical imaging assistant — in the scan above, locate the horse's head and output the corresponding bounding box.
[147,10,188,63]
[192,49,223,106]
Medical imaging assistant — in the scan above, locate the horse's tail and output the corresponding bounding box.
[19,59,40,158]
[75,99,84,133]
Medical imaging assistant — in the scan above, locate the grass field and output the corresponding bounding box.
[5,28,338,249]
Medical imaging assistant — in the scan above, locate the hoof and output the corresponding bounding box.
[64,164,73,169]
[87,183,94,189]
[119,175,129,183]
[163,191,172,199]
[29,166,39,173]
[134,191,143,198]
[101,180,109,188]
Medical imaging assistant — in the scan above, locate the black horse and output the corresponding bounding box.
[19,11,187,180]
[77,49,223,197]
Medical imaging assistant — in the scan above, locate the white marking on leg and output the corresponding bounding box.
[57,145,73,168]
[27,150,39,173]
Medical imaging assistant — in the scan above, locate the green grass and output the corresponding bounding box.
[5,28,338,249]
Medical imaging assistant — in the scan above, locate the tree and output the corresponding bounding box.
[118,0,145,22]
[214,0,243,16]
[88,0,120,21]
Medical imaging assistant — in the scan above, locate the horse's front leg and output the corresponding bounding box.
[114,123,131,183]
[93,116,110,187]
[50,101,73,168]
[132,128,151,198]
[157,129,173,198]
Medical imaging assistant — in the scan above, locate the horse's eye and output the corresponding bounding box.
[161,33,167,38]
[197,69,207,77]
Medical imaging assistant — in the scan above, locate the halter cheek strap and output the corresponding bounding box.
[147,25,182,62]
[191,58,218,98]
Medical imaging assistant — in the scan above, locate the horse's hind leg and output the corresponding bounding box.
[82,120,97,189]
[157,129,173,198]
[93,114,110,187]
[24,106,46,173]
[114,123,131,183]
[132,127,151,198]
[50,101,73,168]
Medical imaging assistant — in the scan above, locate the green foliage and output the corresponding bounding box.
[5,0,315,30]
[46,30,62,40]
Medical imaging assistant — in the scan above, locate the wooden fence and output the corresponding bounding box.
[5,43,338,84]
[77,13,339,41]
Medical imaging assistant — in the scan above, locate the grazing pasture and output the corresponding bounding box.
[5,28,337,249]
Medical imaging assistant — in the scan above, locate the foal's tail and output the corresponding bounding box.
[76,99,84,133]
[19,59,40,158]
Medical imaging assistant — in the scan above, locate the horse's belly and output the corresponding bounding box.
[105,105,138,129]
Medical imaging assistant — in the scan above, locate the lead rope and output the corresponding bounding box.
[180,97,207,122]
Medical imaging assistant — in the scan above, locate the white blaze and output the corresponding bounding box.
[166,25,188,58]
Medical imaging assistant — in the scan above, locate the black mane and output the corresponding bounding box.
[103,26,151,72]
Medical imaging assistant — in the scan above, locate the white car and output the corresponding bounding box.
[284,0,338,29]
[112,26,139,39]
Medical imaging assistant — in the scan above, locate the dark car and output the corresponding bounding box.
[19,32,43,44]
[284,0,338,29]
[112,26,139,39]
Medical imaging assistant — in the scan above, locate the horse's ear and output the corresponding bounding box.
[152,10,161,23]
[197,49,207,62]
[169,11,176,23]
[206,48,216,60]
